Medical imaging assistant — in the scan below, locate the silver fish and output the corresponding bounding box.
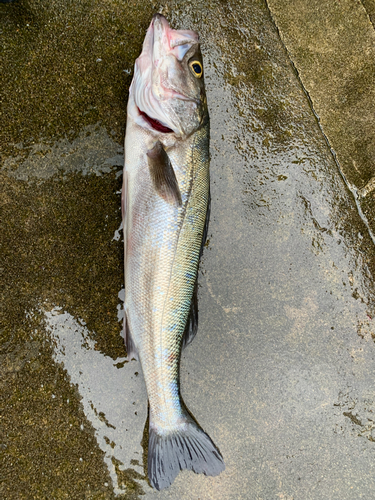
[122,14,225,490]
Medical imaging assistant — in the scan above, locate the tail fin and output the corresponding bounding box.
[148,417,225,490]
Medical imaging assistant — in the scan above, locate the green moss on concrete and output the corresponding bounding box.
[111,457,145,499]
[1,170,124,357]
[0,0,154,157]
[205,0,304,148]
[0,330,115,500]
[266,0,375,189]
[0,166,128,497]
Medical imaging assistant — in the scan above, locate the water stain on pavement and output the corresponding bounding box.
[45,307,147,497]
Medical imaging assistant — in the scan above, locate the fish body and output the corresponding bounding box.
[122,14,224,490]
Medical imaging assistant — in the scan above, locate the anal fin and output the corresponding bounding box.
[123,313,138,360]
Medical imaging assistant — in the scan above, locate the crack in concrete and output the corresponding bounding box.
[360,0,375,32]
[358,176,375,198]
[264,0,375,247]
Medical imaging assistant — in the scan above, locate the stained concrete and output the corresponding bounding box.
[266,0,375,239]
[2,1,375,499]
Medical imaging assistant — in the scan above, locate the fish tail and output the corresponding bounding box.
[147,414,225,490]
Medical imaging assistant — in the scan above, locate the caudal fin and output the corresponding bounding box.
[148,418,225,490]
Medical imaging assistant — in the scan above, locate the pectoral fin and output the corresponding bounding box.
[147,141,182,206]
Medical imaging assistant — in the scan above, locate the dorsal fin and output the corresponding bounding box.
[200,190,210,257]
[147,141,182,206]
[182,191,211,349]
[182,279,198,349]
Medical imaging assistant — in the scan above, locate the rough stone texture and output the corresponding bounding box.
[266,0,375,190]
[362,0,375,28]
[266,0,375,246]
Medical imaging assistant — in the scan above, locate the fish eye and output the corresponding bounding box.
[189,60,203,78]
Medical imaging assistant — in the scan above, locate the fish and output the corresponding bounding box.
[122,13,225,491]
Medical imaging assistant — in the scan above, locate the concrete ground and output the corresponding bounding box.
[2,1,375,499]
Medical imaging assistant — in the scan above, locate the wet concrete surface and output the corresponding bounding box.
[266,0,375,244]
[2,0,375,498]
[267,0,375,189]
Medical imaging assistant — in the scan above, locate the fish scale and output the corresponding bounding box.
[142,126,210,430]
[127,126,208,429]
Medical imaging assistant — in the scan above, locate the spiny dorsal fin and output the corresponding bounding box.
[147,141,182,206]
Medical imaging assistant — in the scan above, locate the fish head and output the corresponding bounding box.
[130,14,208,139]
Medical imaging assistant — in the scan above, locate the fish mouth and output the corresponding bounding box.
[151,13,198,53]
[151,12,168,30]
[137,107,174,134]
